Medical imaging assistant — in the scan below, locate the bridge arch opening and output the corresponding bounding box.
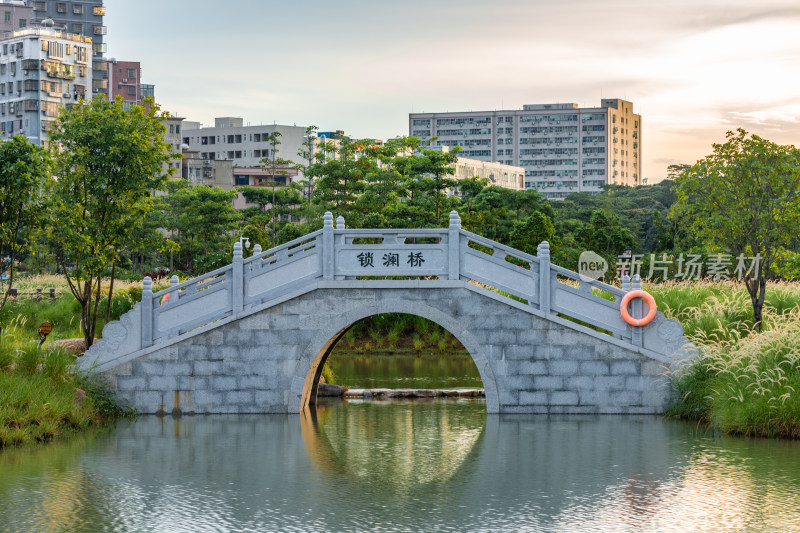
[323,313,482,389]
[295,302,500,413]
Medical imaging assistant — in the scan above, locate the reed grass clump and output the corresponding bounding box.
[667,297,800,439]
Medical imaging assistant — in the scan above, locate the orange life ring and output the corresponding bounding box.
[619,290,657,326]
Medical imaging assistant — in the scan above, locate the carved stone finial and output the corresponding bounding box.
[336,215,345,229]
[143,276,152,292]
[323,212,334,227]
[253,244,262,255]
[170,275,179,287]
[621,274,631,291]
[233,241,243,258]
[632,274,642,290]
[449,210,461,229]
[537,241,550,258]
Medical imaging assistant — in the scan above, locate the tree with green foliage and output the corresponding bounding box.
[48,97,174,349]
[0,136,53,322]
[410,146,459,226]
[509,211,556,256]
[297,125,318,202]
[261,131,296,246]
[153,184,239,272]
[674,129,800,329]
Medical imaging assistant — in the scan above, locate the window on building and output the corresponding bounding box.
[235,151,242,158]
[32,1,46,11]
[18,19,26,28]
[235,175,250,186]
[56,3,66,13]
[73,4,84,14]
[176,125,180,134]
[127,85,136,95]
[0,65,4,75]
[234,134,242,143]
[169,125,174,134]
[72,23,83,33]
[127,68,136,78]
[3,11,9,22]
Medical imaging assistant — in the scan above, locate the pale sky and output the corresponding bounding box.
[107,0,800,182]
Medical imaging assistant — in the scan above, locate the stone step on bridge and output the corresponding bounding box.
[79,211,689,415]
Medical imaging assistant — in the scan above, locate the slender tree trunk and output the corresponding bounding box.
[272,180,276,247]
[745,275,767,332]
[105,260,116,323]
[81,279,92,350]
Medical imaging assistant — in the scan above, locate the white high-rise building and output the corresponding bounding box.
[409,98,641,200]
[0,26,92,144]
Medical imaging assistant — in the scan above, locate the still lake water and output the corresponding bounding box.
[2,400,800,532]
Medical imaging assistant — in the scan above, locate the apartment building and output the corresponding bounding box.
[422,145,524,192]
[163,114,182,176]
[0,26,91,144]
[0,0,32,38]
[182,117,309,175]
[29,0,106,97]
[105,58,140,105]
[409,98,641,200]
[453,157,524,191]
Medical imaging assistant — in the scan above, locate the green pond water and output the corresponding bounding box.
[2,401,800,532]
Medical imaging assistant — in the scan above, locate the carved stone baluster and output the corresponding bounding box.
[323,212,334,280]
[141,276,153,348]
[632,274,643,346]
[538,241,551,313]
[233,241,243,314]
[449,211,460,280]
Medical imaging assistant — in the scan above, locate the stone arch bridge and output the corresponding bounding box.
[79,212,688,414]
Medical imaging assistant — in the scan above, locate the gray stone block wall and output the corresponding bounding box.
[100,286,678,415]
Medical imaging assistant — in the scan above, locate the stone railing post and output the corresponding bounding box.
[169,275,179,301]
[537,241,551,313]
[141,276,153,348]
[233,241,243,314]
[619,275,631,340]
[336,215,345,230]
[448,210,461,280]
[632,274,643,346]
[323,211,334,280]
[253,243,262,255]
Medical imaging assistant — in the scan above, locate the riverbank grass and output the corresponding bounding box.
[659,282,800,438]
[0,341,125,448]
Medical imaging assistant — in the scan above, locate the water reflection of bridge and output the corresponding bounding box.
[11,409,800,531]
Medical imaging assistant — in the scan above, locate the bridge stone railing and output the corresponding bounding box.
[84,211,683,368]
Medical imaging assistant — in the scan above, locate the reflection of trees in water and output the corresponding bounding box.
[328,355,484,389]
[302,400,486,493]
[0,426,119,532]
